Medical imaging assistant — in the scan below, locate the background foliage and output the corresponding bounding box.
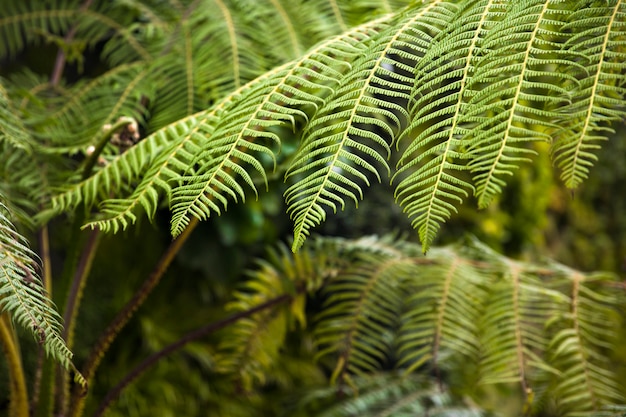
[1,0,626,416]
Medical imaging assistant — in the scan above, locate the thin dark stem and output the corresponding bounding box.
[30,225,52,414]
[62,229,100,344]
[93,293,293,417]
[50,0,94,85]
[68,218,200,417]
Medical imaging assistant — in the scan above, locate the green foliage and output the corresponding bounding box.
[217,234,625,416]
[1,0,626,416]
[0,200,78,378]
[10,0,618,253]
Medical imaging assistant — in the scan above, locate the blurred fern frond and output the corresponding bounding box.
[210,234,624,416]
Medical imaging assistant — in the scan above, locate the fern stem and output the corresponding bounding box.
[38,226,52,296]
[0,314,29,417]
[29,349,46,417]
[50,0,94,85]
[62,229,100,348]
[30,225,52,414]
[92,292,293,417]
[55,229,101,416]
[68,217,200,417]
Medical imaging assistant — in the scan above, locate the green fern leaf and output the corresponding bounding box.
[397,246,485,374]
[48,121,176,227]
[394,0,503,251]
[0,81,32,151]
[304,374,485,417]
[548,271,624,416]
[552,2,626,188]
[169,19,389,237]
[215,242,325,389]
[40,63,152,153]
[466,242,565,390]
[0,201,81,382]
[463,0,577,207]
[0,1,76,59]
[286,1,455,252]
[314,251,412,381]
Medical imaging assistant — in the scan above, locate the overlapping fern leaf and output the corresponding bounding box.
[0,200,81,381]
[214,241,334,390]
[464,240,566,394]
[546,269,624,416]
[462,0,576,207]
[298,373,485,417]
[22,0,625,251]
[395,0,504,250]
[396,246,486,375]
[211,234,624,415]
[286,1,458,251]
[552,1,626,188]
[49,18,390,234]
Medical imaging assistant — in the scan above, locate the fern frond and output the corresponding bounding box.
[394,0,503,251]
[215,242,326,390]
[552,1,626,188]
[0,81,32,151]
[0,1,148,63]
[314,250,413,382]
[48,120,172,220]
[472,256,565,390]
[463,0,576,207]
[79,6,152,64]
[0,200,77,376]
[287,1,457,252]
[0,0,77,59]
[216,279,290,390]
[40,63,152,153]
[397,246,485,374]
[301,373,485,417]
[169,19,389,237]
[547,271,624,416]
[52,18,389,234]
[191,0,269,101]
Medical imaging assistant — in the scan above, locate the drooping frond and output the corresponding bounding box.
[463,0,577,207]
[396,246,485,375]
[215,234,624,413]
[31,0,626,256]
[300,373,485,417]
[547,270,624,416]
[465,240,565,394]
[552,1,626,188]
[286,1,456,252]
[215,242,330,390]
[313,250,413,382]
[168,19,387,236]
[48,18,389,234]
[0,200,80,382]
[394,0,504,251]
